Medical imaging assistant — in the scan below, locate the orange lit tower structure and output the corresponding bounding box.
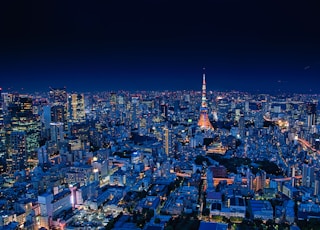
[198,72,214,130]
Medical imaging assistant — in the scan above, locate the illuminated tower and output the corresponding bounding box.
[198,72,213,130]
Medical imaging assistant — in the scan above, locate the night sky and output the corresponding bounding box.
[1,1,320,93]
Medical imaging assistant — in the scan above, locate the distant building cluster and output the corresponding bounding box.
[0,76,320,229]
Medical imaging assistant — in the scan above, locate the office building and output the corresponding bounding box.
[49,87,68,131]
[302,164,314,187]
[5,95,40,172]
[68,93,85,124]
[163,126,173,156]
[306,102,317,127]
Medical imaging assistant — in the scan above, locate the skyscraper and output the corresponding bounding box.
[49,87,67,105]
[314,172,320,196]
[49,87,68,131]
[302,164,314,187]
[0,88,5,172]
[41,105,51,139]
[198,72,214,130]
[110,92,117,105]
[306,102,317,128]
[163,126,173,156]
[5,94,40,173]
[68,93,85,124]
[50,122,64,143]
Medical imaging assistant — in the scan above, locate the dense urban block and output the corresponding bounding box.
[0,75,319,230]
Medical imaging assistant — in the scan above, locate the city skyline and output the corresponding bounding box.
[1,1,320,93]
[1,74,320,229]
[2,2,320,228]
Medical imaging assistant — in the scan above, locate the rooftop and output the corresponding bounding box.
[207,192,222,200]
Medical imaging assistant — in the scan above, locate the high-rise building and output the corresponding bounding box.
[163,126,173,156]
[198,72,214,130]
[306,102,317,127]
[2,92,14,112]
[5,95,40,173]
[49,87,67,105]
[302,164,314,187]
[7,131,27,172]
[314,172,320,196]
[41,105,52,139]
[51,105,66,123]
[131,96,140,127]
[50,122,64,143]
[38,145,49,165]
[68,93,85,124]
[255,170,267,191]
[49,87,68,131]
[0,88,5,172]
[110,92,117,105]
[160,103,168,119]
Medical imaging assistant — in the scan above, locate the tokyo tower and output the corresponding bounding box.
[198,72,214,130]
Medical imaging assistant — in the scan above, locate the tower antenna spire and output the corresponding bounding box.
[198,68,213,130]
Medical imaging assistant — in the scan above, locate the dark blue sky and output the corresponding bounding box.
[1,1,320,93]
